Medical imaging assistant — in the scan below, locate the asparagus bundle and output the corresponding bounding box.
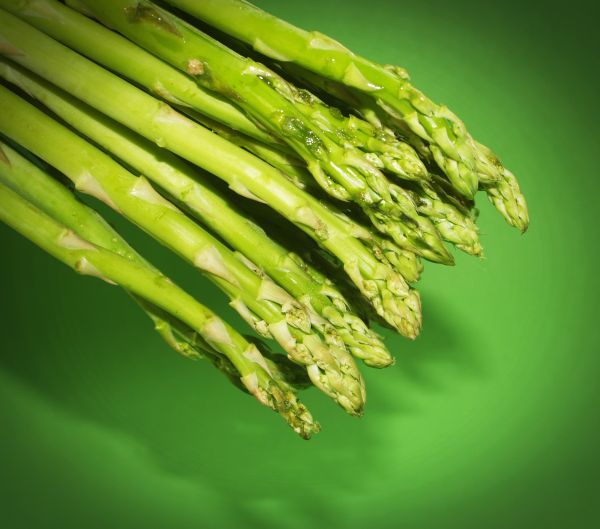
[0,83,371,416]
[0,0,529,437]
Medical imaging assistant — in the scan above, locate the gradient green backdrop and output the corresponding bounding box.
[1,0,598,528]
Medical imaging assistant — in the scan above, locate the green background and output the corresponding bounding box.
[0,0,598,527]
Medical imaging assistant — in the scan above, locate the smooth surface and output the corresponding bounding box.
[0,0,598,527]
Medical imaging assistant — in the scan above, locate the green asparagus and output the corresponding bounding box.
[0,138,313,394]
[0,0,276,145]
[0,0,532,437]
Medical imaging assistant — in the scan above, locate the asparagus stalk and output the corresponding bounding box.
[0,9,422,339]
[0,83,366,415]
[141,300,311,392]
[0,142,250,386]
[0,173,319,438]
[0,58,392,369]
[285,63,400,138]
[0,0,276,145]
[183,108,315,192]
[179,0,530,231]
[64,0,426,186]
[65,0,451,264]
[134,297,248,391]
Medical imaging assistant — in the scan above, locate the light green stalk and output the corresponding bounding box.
[0,9,422,339]
[0,170,318,438]
[0,83,365,415]
[183,108,315,192]
[180,0,530,231]
[67,0,451,264]
[0,58,392,369]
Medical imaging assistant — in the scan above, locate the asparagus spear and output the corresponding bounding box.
[475,141,530,232]
[18,0,424,186]
[0,9,421,339]
[183,107,315,192]
[134,297,248,390]
[0,58,392,369]
[143,301,311,392]
[64,0,451,264]
[176,0,531,231]
[0,0,277,146]
[0,83,366,415]
[0,173,319,438]
[199,107,480,257]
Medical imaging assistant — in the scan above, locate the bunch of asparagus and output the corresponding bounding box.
[0,0,528,438]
